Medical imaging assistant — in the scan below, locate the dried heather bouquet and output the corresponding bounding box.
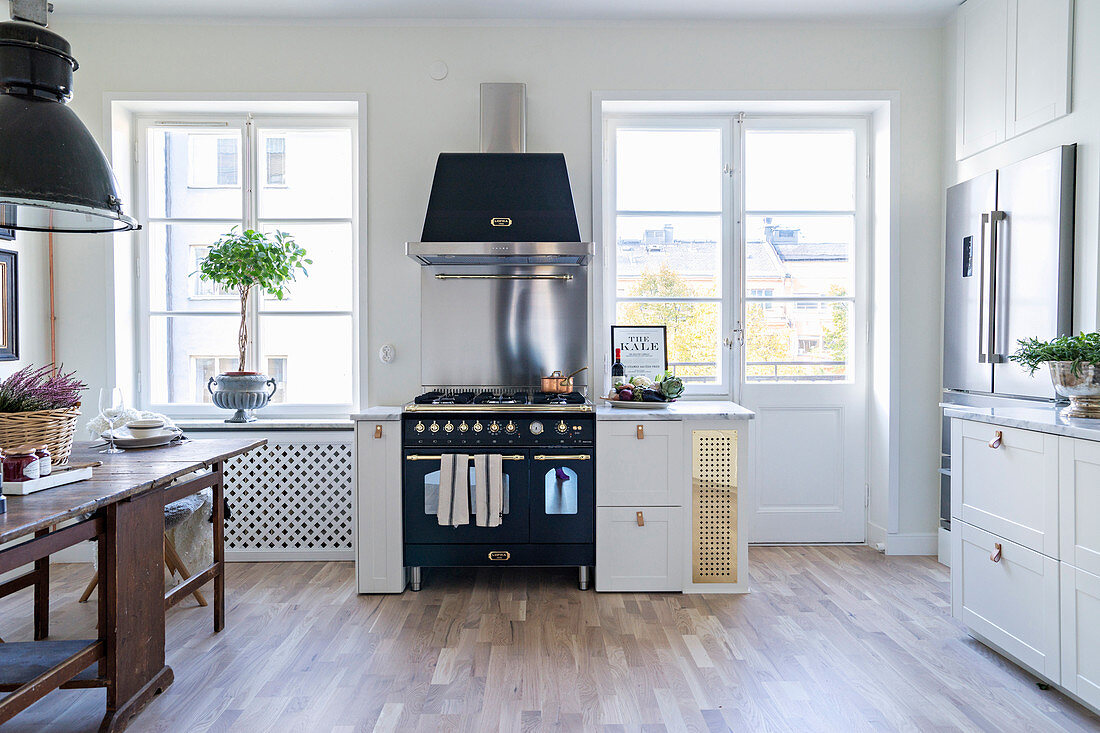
[0,364,87,413]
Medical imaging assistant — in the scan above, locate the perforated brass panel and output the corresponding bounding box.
[692,430,737,583]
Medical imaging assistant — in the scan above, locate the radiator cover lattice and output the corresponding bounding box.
[692,429,737,583]
[223,441,353,552]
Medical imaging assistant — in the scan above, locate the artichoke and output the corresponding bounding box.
[658,374,684,400]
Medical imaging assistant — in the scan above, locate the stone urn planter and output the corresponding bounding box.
[207,373,278,423]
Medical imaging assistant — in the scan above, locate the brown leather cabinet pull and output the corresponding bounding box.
[636,424,644,440]
[374,425,383,439]
[636,511,645,526]
[990,543,1002,563]
[988,430,1002,449]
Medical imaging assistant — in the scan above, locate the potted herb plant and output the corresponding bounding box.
[196,228,310,423]
[1010,333,1100,418]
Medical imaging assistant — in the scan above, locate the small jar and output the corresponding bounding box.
[35,445,51,476]
[3,446,40,482]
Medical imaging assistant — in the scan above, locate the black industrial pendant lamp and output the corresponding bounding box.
[0,0,138,233]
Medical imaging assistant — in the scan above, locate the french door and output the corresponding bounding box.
[605,113,869,543]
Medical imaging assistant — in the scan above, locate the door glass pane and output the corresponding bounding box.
[544,467,578,515]
[147,128,243,219]
[148,222,243,311]
[745,215,853,297]
[616,301,720,383]
[257,222,354,312]
[745,301,850,382]
[616,215,720,297]
[149,315,241,404]
[616,128,722,212]
[259,315,353,404]
[745,130,855,211]
[423,469,510,515]
[257,128,354,219]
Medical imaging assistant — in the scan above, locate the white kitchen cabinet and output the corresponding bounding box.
[595,506,682,591]
[355,418,405,593]
[951,419,1059,557]
[1060,563,1100,709]
[956,0,1009,158]
[1059,436,1100,577]
[596,421,684,506]
[954,0,1074,159]
[952,520,1061,682]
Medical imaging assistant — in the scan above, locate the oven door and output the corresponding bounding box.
[403,450,530,543]
[529,450,595,544]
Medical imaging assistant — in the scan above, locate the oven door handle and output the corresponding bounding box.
[533,454,591,461]
[406,454,526,461]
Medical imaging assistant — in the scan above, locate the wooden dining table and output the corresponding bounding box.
[0,437,264,732]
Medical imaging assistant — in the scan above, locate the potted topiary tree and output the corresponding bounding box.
[196,227,310,422]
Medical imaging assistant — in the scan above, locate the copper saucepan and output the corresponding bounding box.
[541,367,588,393]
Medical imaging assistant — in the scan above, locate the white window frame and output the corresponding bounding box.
[186,133,240,189]
[601,111,869,397]
[134,113,359,418]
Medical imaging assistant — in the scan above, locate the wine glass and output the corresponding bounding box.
[99,387,125,454]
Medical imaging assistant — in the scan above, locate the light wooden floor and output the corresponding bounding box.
[1,547,1097,732]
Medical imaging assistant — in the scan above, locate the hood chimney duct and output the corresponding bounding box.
[480,83,526,153]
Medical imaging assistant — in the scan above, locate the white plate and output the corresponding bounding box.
[599,397,673,409]
[101,426,182,448]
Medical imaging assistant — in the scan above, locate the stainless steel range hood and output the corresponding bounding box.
[406,83,592,267]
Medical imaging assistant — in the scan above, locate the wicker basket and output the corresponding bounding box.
[0,407,81,465]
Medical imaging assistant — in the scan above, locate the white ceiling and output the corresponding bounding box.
[56,0,958,24]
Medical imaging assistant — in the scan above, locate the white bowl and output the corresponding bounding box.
[127,418,166,438]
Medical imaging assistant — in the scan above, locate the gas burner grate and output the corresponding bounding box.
[473,391,530,405]
[532,391,586,405]
[413,391,476,405]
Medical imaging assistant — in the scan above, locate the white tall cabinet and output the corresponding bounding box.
[354,413,405,593]
[949,412,1100,714]
[955,0,1074,159]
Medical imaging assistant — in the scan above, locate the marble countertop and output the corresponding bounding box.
[178,418,354,430]
[942,403,1100,441]
[349,406,405,421]
[595,400,755,420]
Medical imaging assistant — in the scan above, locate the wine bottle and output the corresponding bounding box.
[611,348,625,380]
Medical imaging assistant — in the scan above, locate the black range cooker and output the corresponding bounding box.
[402,391,595,590]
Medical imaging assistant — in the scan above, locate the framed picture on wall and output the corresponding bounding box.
[611,325,667,378]
[0,204,14,241]
[0,250,18,361]
[0,230,13,242]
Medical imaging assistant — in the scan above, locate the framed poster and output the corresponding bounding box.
[611,325,667,379]
[0,250,17,361]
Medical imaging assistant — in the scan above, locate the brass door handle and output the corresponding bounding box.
[533,454,591,461]
[406,454,525,461]
[636,511,644,526]
[637,424,644,440]
[990,543,1002,562]
[988,431,1002,449]
[374,425,383,439]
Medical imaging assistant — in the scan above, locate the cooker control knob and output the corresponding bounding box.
[489,420,501,434]
[472,421,483,432]
[529,420,544,435]
[505,421,517,434]
[429,421,440,433]
[458,421,469,432]
[556,420,568,434]
[443,421,454,433]
[414,421,426,433]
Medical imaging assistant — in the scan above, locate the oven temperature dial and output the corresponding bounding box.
[458,421,469,432]
[414,421,426,433]
[472,421,483,433]
[489,420,501,434]
[429,421,440,433]
[529,420,544,435]
[443,421,454,433]
[556,420,568,434]
[505,421,517,434]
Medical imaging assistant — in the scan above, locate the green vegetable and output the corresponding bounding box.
[658,374,684,400]
[1010,333,1100,376]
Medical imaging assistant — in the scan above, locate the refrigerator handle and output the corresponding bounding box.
[987,210,1007,363]
[978,213,990,364]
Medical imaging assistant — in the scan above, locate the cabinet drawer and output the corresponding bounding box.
[596,421,684,506]
[952,419,1059,556]
[1060,563,1100,709]
[952,521,1060,682]
[596,506,682,592]
[1059,437,1100,577]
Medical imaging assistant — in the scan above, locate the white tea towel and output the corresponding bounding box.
[473,454,489,526]
[488,454,504,527]
[451,454,471,526]
[437,454,455,526]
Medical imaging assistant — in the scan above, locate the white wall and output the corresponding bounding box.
[47,18,946,541]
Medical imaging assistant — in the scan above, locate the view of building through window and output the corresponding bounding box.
[142,118,355,410]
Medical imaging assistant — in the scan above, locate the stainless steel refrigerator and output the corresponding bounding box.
[940,144,1076,529]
